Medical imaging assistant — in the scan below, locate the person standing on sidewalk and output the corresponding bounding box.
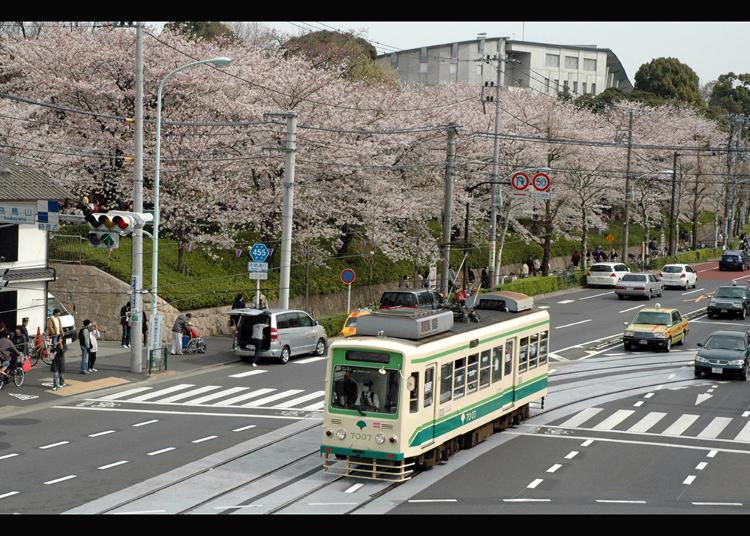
[51,338,67,390]
[119,303,131,349]
[87,321,101,373]
[78,319,92,374]
[170,312,191,355]
[20,317,29,355]
[47,308,62,351]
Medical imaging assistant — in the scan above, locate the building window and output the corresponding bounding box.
[565,56,579,70]
[582,82,587,94]
[584,58,597,71]
[573,81,578,94]
[0,224,19,262]
[592,83,597,94]
[453,358,466,400]
[545,54,560,68]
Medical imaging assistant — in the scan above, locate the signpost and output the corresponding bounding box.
[341,268,356,313]
[606,233,615,243]
[510,172,530,197]
[249,244,269,306]
[531,172,551,199]
[511,171,552,199]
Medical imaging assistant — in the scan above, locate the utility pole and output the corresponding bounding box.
[130,22,144,373]
[488,37,506,287]
[463,202,470,289]
[724,123,735,244]
[622,110,634,262]
[441,123,458,297]
[668,151,678,256]
[278,112,297,309]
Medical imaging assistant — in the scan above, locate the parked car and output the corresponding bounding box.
[340,309,371,337]
[379,289,445,310]
[229,308,327,364]
[615,273,663,300]
[706,284,750,319]
[719,250,744,271]
[586,262,630,288]
[659,264,698,290]
[47,293,75,343]
[622,305,688,352]
[695,330,749,380]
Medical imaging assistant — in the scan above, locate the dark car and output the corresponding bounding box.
[707,284,750,319]
[379,289,445,310]
[719,250,744,271]
[695,330,749,380]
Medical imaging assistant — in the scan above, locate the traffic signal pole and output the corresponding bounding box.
[131,22,144,373]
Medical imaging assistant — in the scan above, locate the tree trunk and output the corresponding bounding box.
[177,243,187,275]
[581,206,588,271]
[542,199,552,276]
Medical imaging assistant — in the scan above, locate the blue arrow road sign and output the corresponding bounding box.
[250,243,269,262]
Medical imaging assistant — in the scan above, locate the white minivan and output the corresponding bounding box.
[47,293,76,343]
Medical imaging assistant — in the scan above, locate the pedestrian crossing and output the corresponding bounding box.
[93,384,325,411]
[553,407,750,442]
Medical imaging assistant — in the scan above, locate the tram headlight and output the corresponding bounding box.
[325,429,333,437]
[389,435,398,444]
[336,429,347,440]
[375,433,385,444]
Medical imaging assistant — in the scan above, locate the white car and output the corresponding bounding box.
[587,262,630,287]
[659,264,698,290]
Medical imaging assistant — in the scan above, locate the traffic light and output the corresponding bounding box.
[88,229,120,249]
[84,211,153,249]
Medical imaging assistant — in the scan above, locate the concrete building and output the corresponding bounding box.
[0,156,71,339]
[377,37,632,97]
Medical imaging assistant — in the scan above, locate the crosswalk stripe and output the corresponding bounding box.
[697,417,733,439]
[593,410,635,430]
[241,389,304,407]
[558,407,603,428]
[734,420,750,442]
[127,384,195,402]
[229,370,268,378]
[272,390,325,409]
[627,412,667,433]
[302,401,325,410]
[213,388,276,406]
[156,386,223,403]
[662,414,700,436]
[97,387,152,400]
[188,387,250,405]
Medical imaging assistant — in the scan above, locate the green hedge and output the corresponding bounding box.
[491,271,587,297]
[318,312,350,339]
[627,248,723,272]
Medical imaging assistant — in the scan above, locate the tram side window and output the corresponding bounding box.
[480,350,492,388]
[529,333,539,369]
[539,331,549,365]
[410,372,419,413]
[424,368,434,409]
[491,347,502,383]
[453,358,466,400]
[440,363,453,404]
[467,354,478,393]
[519,337,529,372]
[504,340,514,376]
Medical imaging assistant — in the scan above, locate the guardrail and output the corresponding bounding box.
[49,234,85,264]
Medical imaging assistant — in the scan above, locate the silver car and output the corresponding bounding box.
[230,308,327,364]
[615,273,663,300]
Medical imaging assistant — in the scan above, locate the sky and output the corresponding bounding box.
[258,22,750,86]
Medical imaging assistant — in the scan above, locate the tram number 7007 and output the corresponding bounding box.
[463,410,477,423]
[350,432,372,441]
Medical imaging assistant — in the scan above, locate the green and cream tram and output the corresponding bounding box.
[321,291,549,481]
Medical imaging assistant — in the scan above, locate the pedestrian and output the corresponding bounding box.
[250,319,267,367]
[231,293,245,326]
[416,271,424,288]
[142,310,148,346]
[468,269,476,286]
[521,262,529,278]
[50,338,66,391]
[533,257,541,276]
[399,275,409,288]
[88,321,101,373]
[170,312,191,355]
[47,308,63,350]
[423,268,430,288]
[20,317,29,355]
[571,250,580,269]
[11,326,25,355]
[610,249,618,261]
[119,302,131,349]
[481,268,490,289]
[251,292,268,309]
[448,267,457,293]
[78,319,92,374]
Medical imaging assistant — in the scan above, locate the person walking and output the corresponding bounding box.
[251,292,268,309]
[571,250,581,269]
[170,312,191,355]
[481,268,490,289]
[521,262,529,278]
[78,319,92,374]
[47,308,63,350]
[20,317,29,355]
[50,338,66,391]
[231,293,245,326]
[88,321,101,373]
[399,275,409,288]
[250,320,267,367]
[119,303,131,349]
[533,257,541,276]
[416,271,424,289]
[142,310,148,347]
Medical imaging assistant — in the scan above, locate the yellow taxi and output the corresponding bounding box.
[622,304,688,352]
[339,309,371,337]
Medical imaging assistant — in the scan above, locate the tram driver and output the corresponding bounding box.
[358,379,380,411]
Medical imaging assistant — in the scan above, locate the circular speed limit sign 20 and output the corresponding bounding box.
[532,172,551,192]
[511,172,530,191]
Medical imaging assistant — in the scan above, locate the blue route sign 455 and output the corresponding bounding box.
[250,243,269,262]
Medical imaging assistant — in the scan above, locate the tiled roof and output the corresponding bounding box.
[0,155,73,201]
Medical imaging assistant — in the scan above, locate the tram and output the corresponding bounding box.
[321,291,549,481]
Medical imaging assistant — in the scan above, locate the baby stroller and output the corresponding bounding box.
[182,324,207,354]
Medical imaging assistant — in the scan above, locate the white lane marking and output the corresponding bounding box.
[627,412,667,433]
[644,393,655,399]
[233,425,257,432]
[294,356,327,364]
[241,389,304,407]
[547,352,567,362]
[578,291,614,300]
[668,374,676,379]
[44,475,77,485]
[98,460,129,470]
[558,408,603,428]
[132,419,159,427]
[696,462,708,471]
[309,502,359,506]
[88,430,116,438]
[695,393,713,406]
[537,305,550,309]
[633,401,644,407]
[549,369,557,374]
[697,417,733,439]
[662,414,700,436]
[53,406,320,421]
[147,447,175,456]
[114,510,166,514]
[693,320,750,327]
[733,420,750,442]
[39,441,69,450]
[555,319,592,330]
[527,479,544,489]
[596,499,647,504]
[692,502,742,506]
[191,436,217,444]
[557,299,575,304]
[214,388,276,406]
[0,453,19,460]
[127,384,195,402]
[96,387,152,400]
[345,483,365,494]
[503,498,551,502]
[229,370,268,378]
[272,390,326,409]
[707,389,715,393]
[581,439,594,447]
[683,475,696,485]
[734,274,750,281]
[213,505,263,509]
[618,304,645,314]
[742,411,750,418]
[0,491,19,499]
[302,401,325,410]
[564,451,579,460]
[593,410,635,431]
[697,268,715,273]
[711,385,719,388]
[682,288,704,295]
[188,387,250,405]
[546,464,562,473]
[707,450,718,458]
[605,353,626,357]
[156,385,223,403]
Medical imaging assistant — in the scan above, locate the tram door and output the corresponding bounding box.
[425,364,438,443]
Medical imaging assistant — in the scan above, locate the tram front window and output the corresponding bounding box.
[331,365,400,414]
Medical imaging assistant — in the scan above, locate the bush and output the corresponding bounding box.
[493,271,587,296]
[626,248,723,271]
[317,312,349,339]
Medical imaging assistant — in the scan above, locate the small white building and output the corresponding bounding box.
[0,156,71,339]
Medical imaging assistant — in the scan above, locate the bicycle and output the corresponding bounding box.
[29,340,52,368]
[0,360,25,390]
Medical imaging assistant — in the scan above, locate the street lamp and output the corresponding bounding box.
[150,57,230,361]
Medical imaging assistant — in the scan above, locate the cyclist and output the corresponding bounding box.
[0,328,21,379]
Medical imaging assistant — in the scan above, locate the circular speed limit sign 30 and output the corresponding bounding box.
[532,172,551,192]
[511,172,530,191]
